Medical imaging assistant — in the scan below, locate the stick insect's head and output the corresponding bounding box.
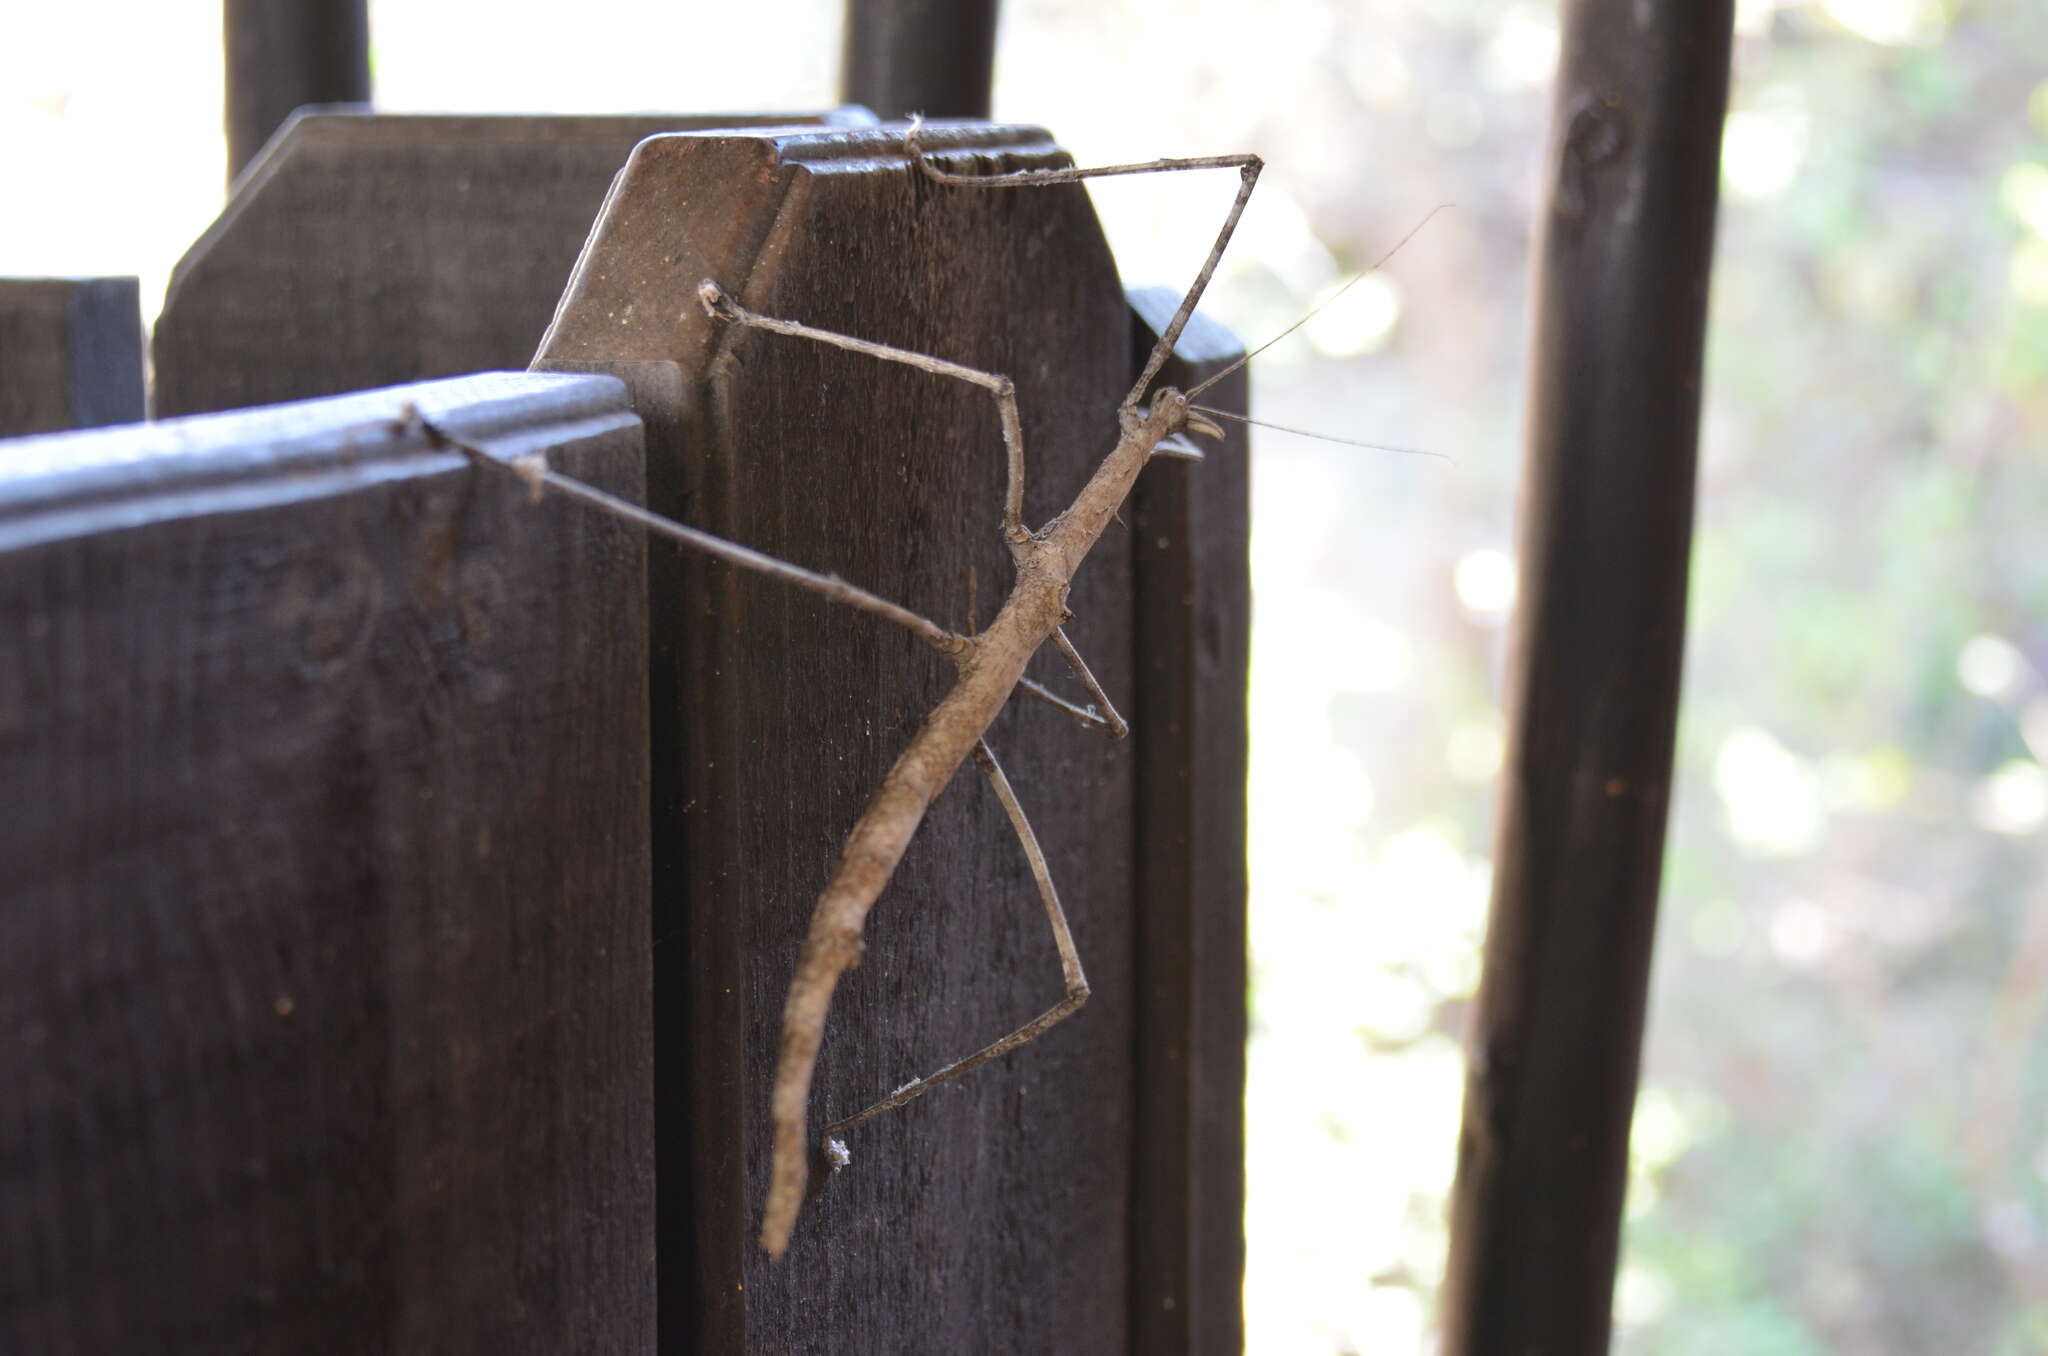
[1151,386,1225,436]
[1136,386,1226,461]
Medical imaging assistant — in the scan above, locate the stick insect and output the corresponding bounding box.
[420,118,1434,1259]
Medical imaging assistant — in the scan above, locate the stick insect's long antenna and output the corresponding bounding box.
[903,117,1261,414]
[1186,203,1455,400]
[1189,404,1452,461]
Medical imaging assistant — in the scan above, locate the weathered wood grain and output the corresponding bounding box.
[0,372,654,1355]
[536,122,1146,1353]
[154,109,875,419]
[0,278,145,438]
[1127,289,1250,1356]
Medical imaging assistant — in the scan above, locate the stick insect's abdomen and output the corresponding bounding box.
[761,576,1059,1254]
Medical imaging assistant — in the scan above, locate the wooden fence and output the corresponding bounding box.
[1,117,1250,1355]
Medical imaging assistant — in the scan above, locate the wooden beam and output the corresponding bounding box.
[1439,3,1734,1351]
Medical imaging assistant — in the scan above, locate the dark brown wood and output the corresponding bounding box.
[0,278,144,437]
[1440,3,1733,1351]
[0,373,654,1354]
[224,0,370,183]
[536,122,1141,1352]
[840,0,1000,120]
[1126,288,1249,1356]
[155,110,876,419]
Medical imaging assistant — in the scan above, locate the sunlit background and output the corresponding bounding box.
[8,0,2048,1349]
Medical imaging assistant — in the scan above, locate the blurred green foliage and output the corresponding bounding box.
[1168,0,2048,1346]
[1621,3,2048,1349]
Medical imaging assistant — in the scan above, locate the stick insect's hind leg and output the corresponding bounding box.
[902,116,1263,415]
[696,281,1033,547]
[1015,627,1129,737]
[819,740,1090,1149]
[1050,628,1127,737]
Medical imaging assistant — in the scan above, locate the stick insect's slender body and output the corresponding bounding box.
[427,121,1275,1258]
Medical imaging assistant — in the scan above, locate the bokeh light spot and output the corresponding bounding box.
[1973,761,2048,835]
[1957,632,2026,698]
[1453,548,1517,618]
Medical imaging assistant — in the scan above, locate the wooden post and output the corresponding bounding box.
[1127,289,1250,1356]
[535,121,1246,1351]
[156,110,875,419]
[1439,2,1733,1351]
[841,0,1001,119]
[224,0,370,183]
[0,278,144,437]
[0,373,654,1354]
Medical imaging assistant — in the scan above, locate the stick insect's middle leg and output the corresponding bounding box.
[696,281,1031,547]
[819,739,1090,1147]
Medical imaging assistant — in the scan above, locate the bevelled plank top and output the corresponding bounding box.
[152,108,876,418]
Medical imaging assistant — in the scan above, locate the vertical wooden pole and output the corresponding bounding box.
[1440,2,1733,1351]
[840,0,1000,119]
[224,0,370,182]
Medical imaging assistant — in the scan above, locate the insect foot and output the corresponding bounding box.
[696,278,744,324]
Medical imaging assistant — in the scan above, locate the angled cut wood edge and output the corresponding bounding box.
[534,121,1164,1353]
[152,107,878,419]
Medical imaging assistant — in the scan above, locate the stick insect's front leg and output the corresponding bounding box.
[903,117,1262,416]
[696,281,1033,547]
[820,739,1089,1146]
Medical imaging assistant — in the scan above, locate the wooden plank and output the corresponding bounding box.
[535,122,1137,1352]
[154,109,876,419]
[0,372,654,1355]
[1439,2,1733,1351]
[841,0,1000,120]
[1125,288,1249,1356]
[0,278,145,437]
[224,0,370,183]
